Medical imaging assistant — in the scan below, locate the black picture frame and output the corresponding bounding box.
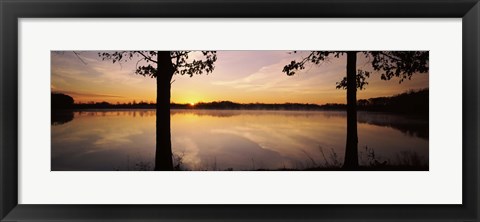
[1,0,479,221]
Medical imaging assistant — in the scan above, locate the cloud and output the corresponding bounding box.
[52,90,124,98]
[212,58,345,94]
[52,52,143,84]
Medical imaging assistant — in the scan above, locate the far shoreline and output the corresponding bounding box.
[52,89,429,118]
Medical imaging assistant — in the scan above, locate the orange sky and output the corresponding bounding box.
[51,51,428,105]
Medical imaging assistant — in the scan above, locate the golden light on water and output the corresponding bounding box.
[52,110,429,170]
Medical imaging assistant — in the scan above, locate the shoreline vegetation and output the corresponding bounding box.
[116,147,428,171]
[53,88,428,118]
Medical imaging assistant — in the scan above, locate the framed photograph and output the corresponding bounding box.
[1,0,478,221]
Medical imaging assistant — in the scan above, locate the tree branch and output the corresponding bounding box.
[377,51,402,62]
[134,51,158,63]
[73,51,87,65]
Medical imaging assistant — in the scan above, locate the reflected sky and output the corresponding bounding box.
[51,110,428,171]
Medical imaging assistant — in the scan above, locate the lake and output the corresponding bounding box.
[51,109,428,171]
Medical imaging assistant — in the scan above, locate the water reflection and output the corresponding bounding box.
[51,111,74,125]
[51,109,428,171]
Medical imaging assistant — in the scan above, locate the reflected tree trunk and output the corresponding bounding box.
[154,51,174,171]
[343,51,359,169]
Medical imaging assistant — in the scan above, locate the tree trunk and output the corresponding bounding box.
[343,51,359,169]
[154,51,174,171]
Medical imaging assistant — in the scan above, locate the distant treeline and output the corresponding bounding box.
[357,89,428,116]
[51,89,428,116]
[173,101,322,111]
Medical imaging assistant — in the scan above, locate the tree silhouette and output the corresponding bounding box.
[51,93,75,126]
[51,93,74,109]
[99,51,217,170]
[283,51,428,169]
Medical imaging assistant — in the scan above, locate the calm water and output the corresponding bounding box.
[51,109,428,171]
